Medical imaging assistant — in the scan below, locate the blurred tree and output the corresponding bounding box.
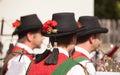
[95,0,120,19]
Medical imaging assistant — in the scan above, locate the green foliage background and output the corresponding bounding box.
[95,0,120,19]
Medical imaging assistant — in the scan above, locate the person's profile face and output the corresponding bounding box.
[92,34,101,51]
[33,31,45,48]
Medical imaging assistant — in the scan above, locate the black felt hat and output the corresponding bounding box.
[12,14,42,35]
[77,16,108,37]
[42,12,84,37]
[43,12,85,65]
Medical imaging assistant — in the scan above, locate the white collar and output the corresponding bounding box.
[16,43,34,54]
[75,46,91,59]
[57,47,69,57]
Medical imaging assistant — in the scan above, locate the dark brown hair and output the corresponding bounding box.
[77,34,98,44]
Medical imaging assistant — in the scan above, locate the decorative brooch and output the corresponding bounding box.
[42,20,58,34]
[12,20,20,28]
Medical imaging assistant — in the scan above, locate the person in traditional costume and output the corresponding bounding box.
[71,16,108,75]
[27,12,85,75]
[3,14,44,75]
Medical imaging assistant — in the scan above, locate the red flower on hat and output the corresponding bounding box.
[77,22,82,28]
[12,20,20,28]
[43,20,57,34]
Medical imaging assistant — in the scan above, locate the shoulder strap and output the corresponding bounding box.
[2,50,24,75]
[52,57,88,75]
[25,60,34,75]
[52,58,77,75]
[74,56,87,62]
[74,56,89,75]
[4,50,24,64]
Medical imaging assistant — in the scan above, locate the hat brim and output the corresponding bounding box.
[13,26,42,35]
[43,27,85,37]
[77,27,108,37]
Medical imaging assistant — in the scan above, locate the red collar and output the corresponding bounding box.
[72,51,90,60]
